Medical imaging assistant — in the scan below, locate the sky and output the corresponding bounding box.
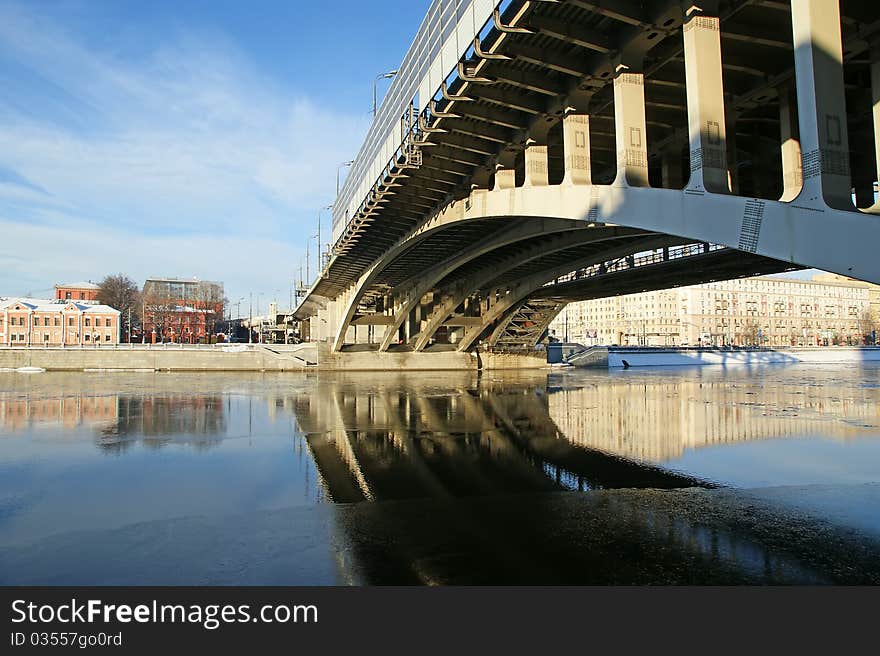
[0,0,430,313]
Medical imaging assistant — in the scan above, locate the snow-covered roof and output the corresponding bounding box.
[0,298,119,313]
[55,281,99,290]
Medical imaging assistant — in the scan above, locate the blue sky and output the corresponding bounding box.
[0,0,429,311]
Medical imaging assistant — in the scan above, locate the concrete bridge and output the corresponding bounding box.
[296,0,880,367]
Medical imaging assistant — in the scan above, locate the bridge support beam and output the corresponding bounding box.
[779,84,803,202]
[493,150,517,190]
[872,44,880,212]
[562,110,591,186]
[613,68,649,187]
[683,10,729,194]
[524,139,549,187]
[790,0,854,211]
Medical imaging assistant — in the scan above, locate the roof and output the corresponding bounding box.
[55,281,99,290]
[0,298,119,313]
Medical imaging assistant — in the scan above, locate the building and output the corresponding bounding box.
[0,298,121,346]
[141,277,225,343]
[550,274,879,348]
[54,281,100,303]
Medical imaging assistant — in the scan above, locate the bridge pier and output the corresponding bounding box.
[683,9,730,194]
[791,0,854,211]
[613,68,649,187]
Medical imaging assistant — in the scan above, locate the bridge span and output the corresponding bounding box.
[295,0,880,365]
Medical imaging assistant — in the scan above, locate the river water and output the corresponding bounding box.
[1,364,879,584]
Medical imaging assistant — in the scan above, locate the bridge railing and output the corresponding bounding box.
[332,0,505,243]
[546,243,726,287]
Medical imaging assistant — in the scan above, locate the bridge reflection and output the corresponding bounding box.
[285,370,879,503]
[284,372,880,584]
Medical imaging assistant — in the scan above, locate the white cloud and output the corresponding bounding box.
[0,2,370,301]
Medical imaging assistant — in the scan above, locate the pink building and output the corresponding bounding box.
[0,298,121,346]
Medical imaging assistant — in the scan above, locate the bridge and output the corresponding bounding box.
[295,0,880,367]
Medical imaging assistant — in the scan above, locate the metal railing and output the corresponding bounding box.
[546,243,726,287]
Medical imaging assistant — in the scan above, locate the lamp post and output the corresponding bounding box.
[336,160,354,197]
[316,204,333,276]
[373,70,398,118]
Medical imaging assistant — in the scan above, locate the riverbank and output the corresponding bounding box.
[0,344,316,372]
[605,346,880,368]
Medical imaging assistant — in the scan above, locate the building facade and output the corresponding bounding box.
[0,298,121,346]
[141,277,225,343]
[550,274,878,348]
[54,281,100,303]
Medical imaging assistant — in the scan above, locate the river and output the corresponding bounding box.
[1,365,878,584]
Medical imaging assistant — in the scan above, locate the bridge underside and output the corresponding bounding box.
[297,0,879,358]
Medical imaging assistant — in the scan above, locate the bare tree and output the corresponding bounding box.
[97,274,142,342]
[858,308,877,345]
[142,291,176,342]
[741,318,761,346]
[193,283,226,341]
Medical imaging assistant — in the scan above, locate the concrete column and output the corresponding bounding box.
[562,111,591,185]
[726,108,739,194]
[871,44,880,210]
[524,139,549,186]
[492,150,517,191]
[683,11,729,193]
[779,84,803,202]
[790,0,853,210]
[613,68,649,187]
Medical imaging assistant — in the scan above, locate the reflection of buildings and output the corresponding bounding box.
[552,273,879,347]
[0,390,225,452]
[547,376,880,463]
[0,395,119,432]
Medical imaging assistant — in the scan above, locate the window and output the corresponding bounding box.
[105,318,112,327]
[68,317,74,326]
[43,334,49,342]
[84,334,90,341]
[85,318,90,327]
[105,334,111,342]
[65,292,71,300]
[10,334,15,341]
[54,317,60,326]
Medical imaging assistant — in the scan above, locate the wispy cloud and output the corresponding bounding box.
[0,2,369,301]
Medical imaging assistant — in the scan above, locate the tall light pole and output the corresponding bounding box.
[336,160,354,197]
[373,70,398,118]
[317,204,333,274]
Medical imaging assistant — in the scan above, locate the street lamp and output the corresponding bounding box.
[336,160,354,197]
[373,70,398,118]
[316,204,333,275]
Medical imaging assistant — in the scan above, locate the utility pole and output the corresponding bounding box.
[248,293,253,344]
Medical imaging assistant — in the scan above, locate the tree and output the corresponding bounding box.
[142,290,176,343]
[97,274,142,342]
[194,283,226,340]
[857,308,877,345]
[741,318,761,346]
